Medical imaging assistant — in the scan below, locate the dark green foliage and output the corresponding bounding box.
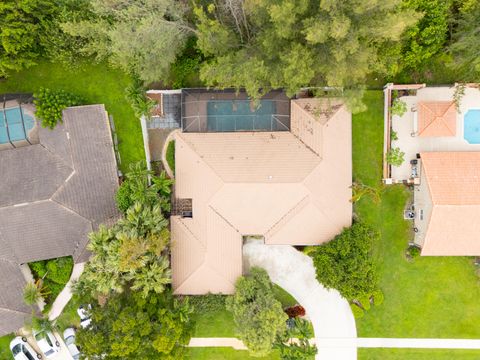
[125,77,155,119]
[449,3,480,81]
[275,318,317,360]
[76,291,194,360]
[115,161,173,214]
[169,37,203,89]
[28,256,73,307]
[401,0,453,70]
[187,293,228,313]
[166,140,175,174]
[34,87,83,129]
[309,222,379,301]
[227,267,288,357]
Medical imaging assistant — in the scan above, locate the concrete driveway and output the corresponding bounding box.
[243,240,357,360]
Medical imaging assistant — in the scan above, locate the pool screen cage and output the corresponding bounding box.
[181,88,291,132]
[1,93,35,146]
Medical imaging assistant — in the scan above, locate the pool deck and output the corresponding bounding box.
[391,86,480,181]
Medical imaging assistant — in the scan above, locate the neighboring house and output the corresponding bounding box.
[161,89,352,295]
[414,152,480,255]
[383,84,480,255]
[0,104,119,336]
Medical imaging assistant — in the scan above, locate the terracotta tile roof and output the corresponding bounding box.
[171,98,352,294]
[421,152,480,255]
[418,101,456,137]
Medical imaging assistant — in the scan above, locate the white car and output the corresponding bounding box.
[33,330,60,359]
[63,328,80,360]
[77,304,92,328]
[10,336,42,360]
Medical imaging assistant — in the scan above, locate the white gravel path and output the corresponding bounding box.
[243,240,357,360]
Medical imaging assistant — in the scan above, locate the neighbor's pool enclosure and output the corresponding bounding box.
[181,89,290,132]
[0,93,36,148]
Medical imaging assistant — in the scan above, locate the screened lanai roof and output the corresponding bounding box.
[181,89,290,133]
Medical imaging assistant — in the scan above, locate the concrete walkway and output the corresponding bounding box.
[49,262,85,320]
[189,337,480,351]
[243,240,357,360]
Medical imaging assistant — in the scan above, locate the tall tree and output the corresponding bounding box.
[195,0,418,106]
[449,2,480,81]
[61,0,195,83]
[227,267,287,357]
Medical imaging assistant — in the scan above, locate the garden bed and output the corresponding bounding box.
[28,256,73,312]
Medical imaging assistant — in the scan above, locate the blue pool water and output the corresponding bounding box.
[207,100,277,131]
[0,107,35,144]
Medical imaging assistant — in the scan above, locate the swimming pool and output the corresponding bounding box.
[207,100,278,131]
[0,107,35,144]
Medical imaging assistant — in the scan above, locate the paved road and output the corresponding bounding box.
[243,240,357,360]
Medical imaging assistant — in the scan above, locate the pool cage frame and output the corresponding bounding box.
[181,88,291,133]
[1,93,34,148]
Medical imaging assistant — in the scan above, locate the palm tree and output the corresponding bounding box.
[23,280,49,307]
[128,257,172,297]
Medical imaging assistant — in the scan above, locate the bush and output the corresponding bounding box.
[34,87,83,129]
[187,293,229,313]
[408,245,421,258]
[166,140,175,174]
[29,256,73,307]
[386,147,405,167]
[357,295,371,311]
[390,99,407,117]
[285,305,305,318]
[309,223,379,301]
[350,303,364,319]
[115,181,134,213]
[371,290,384,306]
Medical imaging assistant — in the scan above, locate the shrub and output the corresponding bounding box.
[115,181,134,213]
[390,99,407,117]
[166,140,175,174]
[386,147,405,167]
[285,305,305,318]
[406,245,421,260]
[46,257,73,285]
[390,130,398,141]
[350,303,364,319]
[371,290,384,306]
[34,87,83,129]
[309,222,379,301]
[357,295,371,311]
[125,77,155,119]
[29,260,48,278]
[187,293,229,313]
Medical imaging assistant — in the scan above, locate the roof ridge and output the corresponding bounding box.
[208,205,241,234]
[0,306,31,316]
[265,195,309,238]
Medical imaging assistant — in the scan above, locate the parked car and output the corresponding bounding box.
[63,328,80,360]
[77,304,92,328]
[33,330,60,359]
[10,336,42,360]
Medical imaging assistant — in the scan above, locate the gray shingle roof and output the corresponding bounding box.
[0,104,119,336]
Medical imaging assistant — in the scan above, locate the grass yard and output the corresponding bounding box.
[0,61,144,172]
[353,91,480,339]
[188,347,280,359]
[0,334,13,360]
[193,308,236,337]
[55,296,81,332]
[358,348,480,360]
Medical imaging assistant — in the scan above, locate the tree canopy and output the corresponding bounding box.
[309,222,379,301]
[76,290,194,360]
[61,0,195,83]
[194,0,418,104]
[449,2,480,81]
[227,267,287,357]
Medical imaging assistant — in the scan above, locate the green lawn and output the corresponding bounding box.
[55,296,81,332]
[353,91,480,339]
[0,61,144,172]
[0,334,14,360]
[192,308,236,337]
[188,347,280,359]
[359,348,480,360]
